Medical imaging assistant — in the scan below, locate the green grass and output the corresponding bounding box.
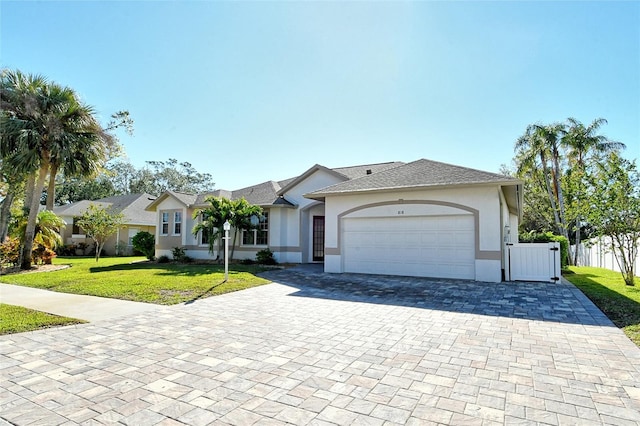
[1,256,271,305]
[0,304,86,335]
[564,266,640,346]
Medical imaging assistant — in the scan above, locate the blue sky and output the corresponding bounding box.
[2,1,638,190]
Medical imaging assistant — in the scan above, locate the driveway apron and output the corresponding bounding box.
[2,266,640,425]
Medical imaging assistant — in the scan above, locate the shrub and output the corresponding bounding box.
[241,258,256,265]
[157,255,170,263]
[171,246,192,263]
[256,248,277,265]
[519,231,569,268]
[132,231,155,260]
[76,242,90,255]
[0,236,21,267]
[32,245,57,265]
[56,244,76,256]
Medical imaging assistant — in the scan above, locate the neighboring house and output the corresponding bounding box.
[53,193,157,256]
[147,159,522,283]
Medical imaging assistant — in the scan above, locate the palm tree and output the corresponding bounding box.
[228,198,263,260]
[562,117,626,264]
[45,100,110,210]
[16,210,65,250]
[515,124,560,229]
[1,69,55,268]
[515,122,573,264]
[192,196,235,261]
[45,110,131,210]
[1,68,111,269]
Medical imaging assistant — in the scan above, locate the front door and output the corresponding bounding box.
[312,216,325,261]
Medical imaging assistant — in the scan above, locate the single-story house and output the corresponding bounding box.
[53,193,157,255]
[147,159,522,283]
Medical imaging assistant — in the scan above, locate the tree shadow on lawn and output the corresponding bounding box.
[183,280,227,305]
[89,262,262,277]
[258,266,623,326]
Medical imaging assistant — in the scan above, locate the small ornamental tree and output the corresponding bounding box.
[131,231,155,260]
[588,153,640,286]
[76,204,124,262]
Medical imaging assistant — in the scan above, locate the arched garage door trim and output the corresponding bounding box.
[334,200,500,261]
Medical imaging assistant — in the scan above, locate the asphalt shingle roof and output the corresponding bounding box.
[182,181,285,208]
[53,193,156,225]
[307,159,518,196]
[231,181,282,206]
[149,160,513,208]
[332,161,404,179]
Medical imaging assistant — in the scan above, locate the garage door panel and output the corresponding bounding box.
[343,215,475,280]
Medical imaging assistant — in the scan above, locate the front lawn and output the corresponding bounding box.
[1,257,271,305]
[565,266,640,346]
[0,304,86,335]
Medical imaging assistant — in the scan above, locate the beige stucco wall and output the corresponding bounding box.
[58,215,155,256]
[322,185,513,282]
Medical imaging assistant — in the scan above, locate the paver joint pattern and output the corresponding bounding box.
[2,265,640,425]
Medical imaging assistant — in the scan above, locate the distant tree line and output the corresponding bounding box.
[53,158,216,204]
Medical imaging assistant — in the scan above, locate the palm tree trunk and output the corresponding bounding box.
[572,168,586,266]
[21,165,48,269]
[539,155,561,229]
[551,156,573,266]
[23,174,36,215]
[0,190,15,241]
[46,162,58,210]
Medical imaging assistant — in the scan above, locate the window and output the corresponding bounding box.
[173,212,182,235]
[257,212,268,245]
[161,212,169,235]
[242,229,255,245]
[201,230,210,245]
[242,212,268,246]
[72,218,84,236]
[128,228,139,246]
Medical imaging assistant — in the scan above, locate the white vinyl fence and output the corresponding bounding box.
[507,242,561,283]
[573,236,640,274]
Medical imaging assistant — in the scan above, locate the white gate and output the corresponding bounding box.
[507,242,561,282]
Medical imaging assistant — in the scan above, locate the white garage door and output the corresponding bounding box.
[342,215,475,279]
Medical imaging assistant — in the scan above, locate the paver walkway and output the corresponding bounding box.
[2,266,640,425]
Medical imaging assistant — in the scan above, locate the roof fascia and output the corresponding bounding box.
[145,191,190,211]
[305,180,523,199]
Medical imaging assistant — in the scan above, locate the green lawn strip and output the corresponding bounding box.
[564,266,640,346]
[0,304,86,335]
[1,257,271,305]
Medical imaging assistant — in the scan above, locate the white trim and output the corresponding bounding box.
[160,211,169,236]
[172,211,182,236]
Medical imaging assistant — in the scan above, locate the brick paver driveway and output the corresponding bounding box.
[2,266,640,425]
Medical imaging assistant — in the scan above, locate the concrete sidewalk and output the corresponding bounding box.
[0,283,160,322]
